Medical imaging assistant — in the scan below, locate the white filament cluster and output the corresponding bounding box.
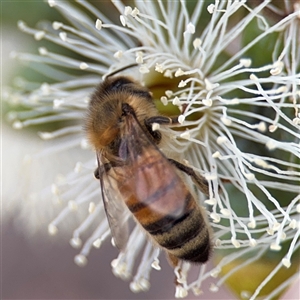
[6,0,300,299]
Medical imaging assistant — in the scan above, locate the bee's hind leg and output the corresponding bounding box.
[168,158,209,196]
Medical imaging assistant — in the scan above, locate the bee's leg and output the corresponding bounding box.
[144,116,179,143]
[168,158,209,195]
[93,163,112,180]
[94,168,100,179]
[94,161,126,179]
[145,116,179,127]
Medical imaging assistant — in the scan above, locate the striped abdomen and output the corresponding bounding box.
[118,149,211,265]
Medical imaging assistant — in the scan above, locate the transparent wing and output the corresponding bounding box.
[118,111,189,218]
[96,153,129,251]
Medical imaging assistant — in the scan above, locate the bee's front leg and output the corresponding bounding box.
[145,115,179,127]
[144,115,180,143]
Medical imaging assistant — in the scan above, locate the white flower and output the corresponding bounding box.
[5,1,300,299]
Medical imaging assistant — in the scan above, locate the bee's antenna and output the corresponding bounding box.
[102,63,139,80]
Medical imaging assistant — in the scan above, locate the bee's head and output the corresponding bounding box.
[85,75,156,155]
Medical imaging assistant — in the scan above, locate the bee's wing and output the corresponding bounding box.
[96,153,129,251]
[120,112,188,218]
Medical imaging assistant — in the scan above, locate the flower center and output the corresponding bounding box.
[143,70,206,128]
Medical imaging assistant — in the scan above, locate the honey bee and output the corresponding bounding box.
[85,70,212,267]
